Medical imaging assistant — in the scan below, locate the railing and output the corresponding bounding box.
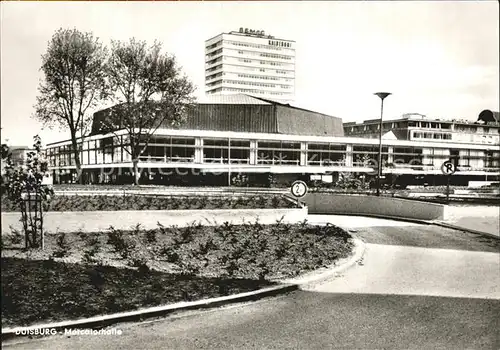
[138,156,195,163]
[203,158,251,164]
[256,159,300,165]
[307,160,346,167]
[50,156,500,174]
[349,162,500,173]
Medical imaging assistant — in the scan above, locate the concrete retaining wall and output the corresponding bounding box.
[303,193,445,220]
[468,181,499,188]
[1,208,307,235]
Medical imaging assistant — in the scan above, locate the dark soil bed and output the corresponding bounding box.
[1,257,273,328]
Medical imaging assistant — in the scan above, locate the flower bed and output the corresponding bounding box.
[0,194,295,212]
[1,219,353,327]
[54,184,164,191]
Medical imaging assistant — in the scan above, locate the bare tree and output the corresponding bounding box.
[103,38,195,185]
[34,28,109,183]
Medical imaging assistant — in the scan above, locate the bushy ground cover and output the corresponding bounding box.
[0,194,295,212]
[54,184,163,191]
[1,219,353,327]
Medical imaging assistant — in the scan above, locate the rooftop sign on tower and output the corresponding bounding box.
[237,27,274,38]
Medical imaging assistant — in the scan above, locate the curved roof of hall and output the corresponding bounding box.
[196,94,272,105]
[91,94,344,137]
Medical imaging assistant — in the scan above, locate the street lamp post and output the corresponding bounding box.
[374,92,391,196]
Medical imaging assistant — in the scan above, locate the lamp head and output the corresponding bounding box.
[374,92,392,100]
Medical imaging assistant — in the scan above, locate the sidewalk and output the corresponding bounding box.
[443,206,499,237]
[307,213,499,239]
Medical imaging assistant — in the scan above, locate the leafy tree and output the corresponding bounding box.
[33,28,109,183]
[103,38,195,185]
[1,136,54,249]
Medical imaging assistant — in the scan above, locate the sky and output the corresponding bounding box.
[1,1,499,146]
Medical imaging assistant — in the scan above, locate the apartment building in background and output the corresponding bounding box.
[205,28,295,102]
[343,110,500,170]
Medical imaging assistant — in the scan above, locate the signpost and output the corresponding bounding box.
[441,160,456,203]
[291,180,308,208]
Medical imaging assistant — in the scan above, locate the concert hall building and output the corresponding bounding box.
[44,95,500,187]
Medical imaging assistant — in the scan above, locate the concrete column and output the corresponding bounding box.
[53,170,60,184]
[250,140,258,165]
[388,146,394,163]
[345,144,353,167]
[300,142,307,166]
[195,138,203,163]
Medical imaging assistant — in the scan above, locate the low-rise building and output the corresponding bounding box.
[344,111,500,172]
[44,96,500,187]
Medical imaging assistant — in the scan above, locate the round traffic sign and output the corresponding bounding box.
[441,160,456,175]
[291,180,308,198]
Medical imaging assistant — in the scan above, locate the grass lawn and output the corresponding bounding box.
[1,219,353,327]
[0,194,296,212]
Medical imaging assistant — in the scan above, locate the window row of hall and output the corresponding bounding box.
[46,135,500,169]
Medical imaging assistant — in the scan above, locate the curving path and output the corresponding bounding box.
[4,215,500,350]
[307,215,500,300]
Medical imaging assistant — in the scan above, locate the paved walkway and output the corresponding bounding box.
[443,205,499,236]
[309,243,500,299]
[307,214,500,300]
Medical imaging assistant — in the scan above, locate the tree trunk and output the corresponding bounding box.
[70,131,83,184]
[133,159,140,186]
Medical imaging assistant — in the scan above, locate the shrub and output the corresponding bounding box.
[231,174,249,187]
[130,223,143,236]
[144,230,157,245]
[178,256,201,276]
[299,218,309,229]
[271,196,281,208]
[106,226,135,259]
[82,249,98,265]
[170,199,180,210]
[128,256,150,275]
[225,260,239,277]
[158,245,180,264]
[81,234,101,265]
[177,222,199,244]
[156,222,168,235]
[235,196,245,208]
[52,233,71,258]
[256,260,271,281]
[198,196,208,209]
[274,241,288,260]
[8,227,24,246]
[197,237,217,255]
[256,196,267,208]
[215,221,234,242]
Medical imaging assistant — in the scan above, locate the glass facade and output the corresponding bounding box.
[257,141,300,165]
[307,143,345,166]
[140,137,196,162]
[353,145,389,165]
[46,133,500,177]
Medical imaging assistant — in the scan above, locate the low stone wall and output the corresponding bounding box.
[468,181,499,188]
[1,207,307,235]
[304,193,445,221]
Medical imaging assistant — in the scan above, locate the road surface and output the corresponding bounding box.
[4,215,500,350]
